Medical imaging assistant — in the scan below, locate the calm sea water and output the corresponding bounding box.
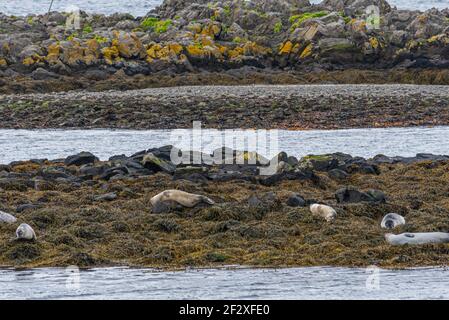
[0,126,449,164]
[0,266,448,299]
[0,0,447,16]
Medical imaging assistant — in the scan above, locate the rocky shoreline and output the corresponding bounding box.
[1,84,449,129]
[1,0,449,94]
[0,146,448,268]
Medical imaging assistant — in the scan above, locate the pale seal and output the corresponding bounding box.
[0,211,17,224]
[16,223,36,241]
[151,190,215,208]
[385,232,449,245]
[309,204,337,222]
[381,213,405,229]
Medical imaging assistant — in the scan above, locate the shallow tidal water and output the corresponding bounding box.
[0,266,448,299]
[0,0,447,16]
[1,126,449,164]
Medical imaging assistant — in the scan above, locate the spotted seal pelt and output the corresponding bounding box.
[309,204,337,222]
[151,190,215,208]
[0,211,17,224]
[385,232,449,245]
[16,223,36,241]
[381,213,405,229]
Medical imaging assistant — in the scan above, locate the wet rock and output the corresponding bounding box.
[247,195,263,207]
[16,203,42,213]
[94,192,117,202]
[31,68,59,80]
[335,186,386,203]
[335,186,374,203]
[365,189,387,203]
[40,167,72,180]
[299,154,339,172]
[142,153,176,174]
[65,152,98,166]
[286,194,306,207]
[328,168,349,180]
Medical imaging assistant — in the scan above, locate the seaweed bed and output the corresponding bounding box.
[0,149,448,269]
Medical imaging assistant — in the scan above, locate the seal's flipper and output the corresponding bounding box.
[404,233,415,238]
[201,196,215,205]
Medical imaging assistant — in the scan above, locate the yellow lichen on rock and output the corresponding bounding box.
[186,44,209,58]
[279,41,293,54]
[86,39,101,57]
[168,43,183,55]
[350,19,367,32]
[187,23,203,34]
[243,41,271,57]
[299,43,313,59]
[0,58,7,67]
[45,43,61,64]
[227,46,244,60]
[115,32,145,59]
[201,23,221,38]
[369,37,379,49]
[23,54,45,66]
[146,43,184,63]
[101,39,120,64]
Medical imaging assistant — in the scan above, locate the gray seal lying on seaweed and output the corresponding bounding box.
[0,211,17,224]
[381,213,405,229]
[385,232,449,245]
[151,190,215,208]
[309,204,337,222]
[16,223,36,241]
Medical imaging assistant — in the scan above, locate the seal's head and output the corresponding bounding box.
[325,211,336,222]
[385,220,394,229]
[16,227,24,238]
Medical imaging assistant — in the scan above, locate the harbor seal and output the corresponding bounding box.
[309,204,337,222]
[385,232,449,245]
[381,213,405,229]
[0,211,17,224]
[16,223,36,241]
[151,190,215,208]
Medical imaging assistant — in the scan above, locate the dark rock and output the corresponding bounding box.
[16,203,42,213]
[99,167,128,180]
[335,186,386,203]
[31,68,59,80]
[40,167,72,180]
[65,152,98,166]
[366,189,387,203]
[142,153,176,174]
[328,168,349,180]
[335,186,375,203]
[300,155,339,172]
[94,192,117,202]
[79,164,105,177]
[287,156,299,166]
[286,194,306,207]
[247,195,263,207]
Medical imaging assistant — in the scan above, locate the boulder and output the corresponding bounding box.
[142,153,176,174]
[286,193,306,207]
[299,154,339,171]
[335,186,371,203]
[328,168,349,180]
[335,186,386,203]
[65,152,98,166]
[94,192,118,202]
